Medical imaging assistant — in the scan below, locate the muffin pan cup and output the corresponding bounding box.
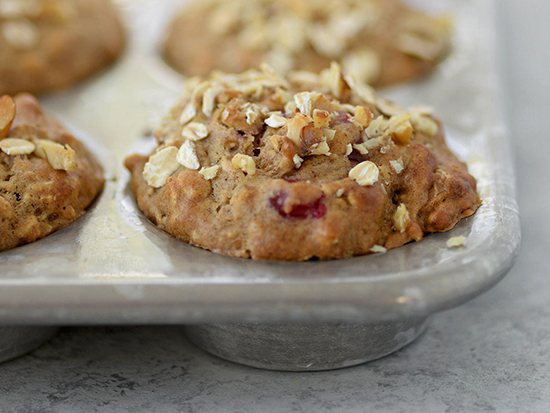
[0,0,519,369]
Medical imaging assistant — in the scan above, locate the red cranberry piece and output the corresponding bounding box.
[270,192,327,219]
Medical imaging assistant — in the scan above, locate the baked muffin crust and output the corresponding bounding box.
[125,64,480,261]
[0,93,104,251]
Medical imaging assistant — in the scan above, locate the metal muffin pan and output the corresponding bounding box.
[0,0,519,370]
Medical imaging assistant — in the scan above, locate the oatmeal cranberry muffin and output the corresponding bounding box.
[125,63,479,260]
[163,0,452,87]
[0,0,124,95]
[0,93,104,251]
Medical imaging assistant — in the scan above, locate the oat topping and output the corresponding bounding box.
[202,86,223,117]
[188,0,451,84]
[144,65,443,190]
[143,146,180,188]
[232,153,256,175]
[199,164,220,180]
[179,102,197,126]
[393,203,410,233]
[1,19,39,50]
[34,139,77,171]
[177,140,200,170]
[370,245,387,253]
[0,137,35,155]
[181,122,209,141]
[349,161,379,186]
[336,188,345,198]
[446,236,466,248]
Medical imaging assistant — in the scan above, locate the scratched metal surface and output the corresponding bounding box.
[0,0,520,325]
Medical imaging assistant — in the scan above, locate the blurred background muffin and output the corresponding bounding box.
[163,0,452,87]
[0,0,124,95]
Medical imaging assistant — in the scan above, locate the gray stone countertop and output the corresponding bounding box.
[1,0,549,411]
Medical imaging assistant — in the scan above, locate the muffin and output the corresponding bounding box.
[0,93,104,251]
[163,0,452,87]
[125,63,480,261]
[0,0,124,95]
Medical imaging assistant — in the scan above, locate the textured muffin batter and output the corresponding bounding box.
[125,64,480,260]
[164,0,452,87]
[0,0,124,95]
[0,94,104,251]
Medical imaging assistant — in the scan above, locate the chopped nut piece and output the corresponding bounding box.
[345,143,353,156]
[0,95,16,139]
[143,146,180,188]
[182,122,209,141]
[336,188,345,198]
[34,139,77,171]
[370,245,387,254]
[310,141,331,156]
[411,114,438,136]
[177,140,200,170]
[364,138,380,150]
[388,114,413,144]
[240,102,266,125]
[323,128,336,141]
[447,236,467,248]
[294,92,314,117]
[313,109,331,129]
[199,165,220,180]
[232,153,256,175]
[1,19,38,50]
[0,138,35,155]
[390,159,404,174]
[265,113,287,128]
[349,161,379,186]
[353,143,369,155]
[286,113,313,146]
[354,106,373,128]
[293,154,303,169]
[365,116,390,139]
[179,102,197,126]
[393,204,410,233]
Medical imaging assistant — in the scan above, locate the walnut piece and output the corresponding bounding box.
[0,95,16,139]
[232,154,256,175]
[143,146,180,188]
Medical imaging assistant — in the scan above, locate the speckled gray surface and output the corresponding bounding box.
[0,0,549,411]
